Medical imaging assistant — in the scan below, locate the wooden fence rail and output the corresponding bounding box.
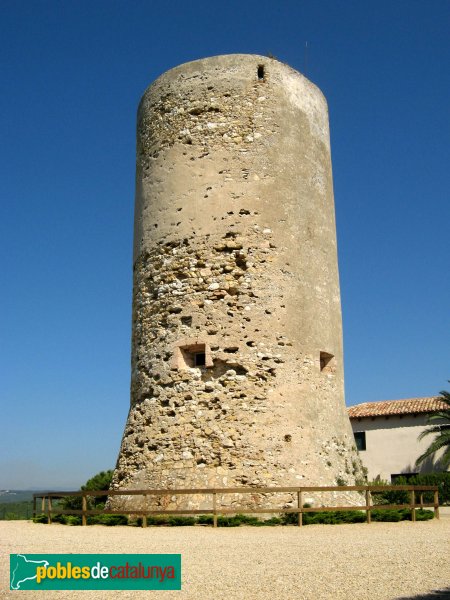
[33,485,439,528]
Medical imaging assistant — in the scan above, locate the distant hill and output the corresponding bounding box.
[0,490,43,503]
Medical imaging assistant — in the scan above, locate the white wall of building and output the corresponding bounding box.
[350,414,447,481]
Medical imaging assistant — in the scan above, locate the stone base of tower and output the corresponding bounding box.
[109,339,367,513]
[109,239,367,512]
[109,403,366,513]
[107,479,365,515]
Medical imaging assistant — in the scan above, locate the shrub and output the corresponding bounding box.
[369,479,410,506]
[282,507,433,525]
[82,471,114,506]
[59,470,114,513]
[51,513,67,524]
[371,508,434,522]
[167,516,196,526]
[370,473,449,506]
[197,515,214,525]
[406,473,450,505]
[216,515,241,527]
[415,509,434,521]
[371,509,403,522]
[32,514,48,524]
[90,514,128,526]
[136,515,171,526]
[304,510,366,525]
[370,472,450,506]
[65,515,82,526]
[261,517,282,526]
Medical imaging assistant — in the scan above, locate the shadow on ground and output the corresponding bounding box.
[396,589,450,600]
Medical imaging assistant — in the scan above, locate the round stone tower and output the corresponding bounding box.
[110,54,365,511]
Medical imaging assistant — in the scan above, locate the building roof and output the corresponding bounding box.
[348,397,446,419]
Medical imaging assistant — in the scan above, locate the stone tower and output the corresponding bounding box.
[110,54,364,511]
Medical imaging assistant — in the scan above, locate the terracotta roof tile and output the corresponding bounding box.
[348,397,446,419]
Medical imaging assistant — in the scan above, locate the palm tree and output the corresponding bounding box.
[415,386,450,469]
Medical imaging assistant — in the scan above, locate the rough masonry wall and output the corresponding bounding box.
[111,55,365,510]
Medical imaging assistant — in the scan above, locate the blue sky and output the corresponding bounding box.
[1,0,449,489]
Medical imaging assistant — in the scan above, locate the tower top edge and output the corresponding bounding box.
[140,53,327,106]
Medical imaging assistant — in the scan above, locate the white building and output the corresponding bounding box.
[348,397,448,482]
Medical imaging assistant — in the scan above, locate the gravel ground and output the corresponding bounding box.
[1,518,449,600]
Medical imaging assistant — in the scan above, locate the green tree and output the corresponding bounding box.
[415,386,450,469]
[82,470,114,506]
[60,470,113,511]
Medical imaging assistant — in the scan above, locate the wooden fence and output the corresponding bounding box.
[33,485,439,527]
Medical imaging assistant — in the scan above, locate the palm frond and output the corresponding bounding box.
[438,389,450,404]
[415,386,450,466]
[441,446,450,464]
[415,433,450,466]
[417,425,447,440]
[426,412,450,423]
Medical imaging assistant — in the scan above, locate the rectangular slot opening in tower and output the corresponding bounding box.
[194,352,206,367]
[172,341,213,370]
[320,351,336,373]
[257,65,265,80]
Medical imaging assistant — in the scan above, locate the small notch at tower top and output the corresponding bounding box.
[257,65,265,81]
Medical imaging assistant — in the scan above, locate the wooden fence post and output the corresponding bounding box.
[41,496,45,513]
[213,492,217,528]
[47,497,52,525]
[434,490,440,520]
[32,496,36,519]
[297,491,303,527]
[142,494,147,528]
[82,493,87,526]
[366,489,371,524]
[410,490,416,522]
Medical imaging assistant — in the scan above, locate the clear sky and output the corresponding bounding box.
[1,0,449,489]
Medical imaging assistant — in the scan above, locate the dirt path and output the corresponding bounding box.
[1,519,449,599]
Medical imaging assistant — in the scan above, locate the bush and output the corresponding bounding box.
[167,516,196,526]
[219,514,265,527]
[90,514,128,526]
[197,515,214,525]
[32,514,48,524]
[198,514,281,526]
[261,517,282,526]
[282,507,433,525]
[406,473,450,505]
[371,509,403,522]
[146,516,171,526]
[33,513,82,525]
[371,508,434,522]
[60,470,114,513]
[415,509,434,521]
[51,513,67,524]
[136,515,173,526]
[369,480,410,506]
[369,473,450,506]
[303,510,366,525]
[65,515,82,526]
[32,506,434,527]
[82,471,114,506]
